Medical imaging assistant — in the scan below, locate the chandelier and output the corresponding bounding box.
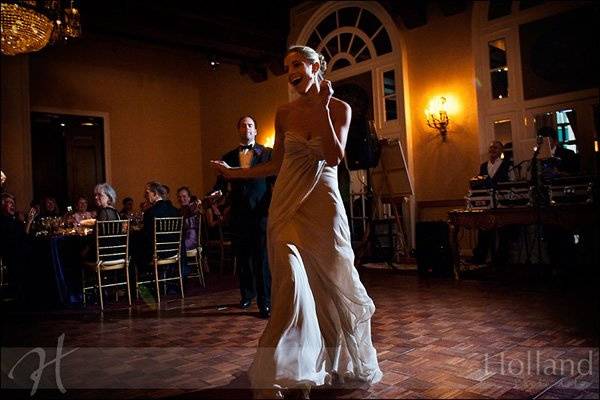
[1,0,81,56]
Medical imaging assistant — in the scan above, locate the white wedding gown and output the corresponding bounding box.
[248,131,382,392]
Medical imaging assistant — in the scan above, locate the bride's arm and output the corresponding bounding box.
[315,80,351,166]
[211,108,285,179]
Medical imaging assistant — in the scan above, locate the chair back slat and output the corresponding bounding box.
[95,220,130,263]
[153,217,183,261]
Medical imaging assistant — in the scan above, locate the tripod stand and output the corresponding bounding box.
[353,139,413,268]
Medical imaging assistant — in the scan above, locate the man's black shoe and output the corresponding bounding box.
[240,299,252,309]
[259,306,271,319]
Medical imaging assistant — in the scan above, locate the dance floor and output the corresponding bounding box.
[2,266,598,399]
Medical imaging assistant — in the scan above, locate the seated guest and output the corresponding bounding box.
[538,126,580,177]
[94,183,120,221]
[1,193,32,294]
[203,191,230,241]
[140,182,179,266]
[479,141,511,187]
[27,196,60,234]
[119,197,135,219]
[71,196,95,224]
[176,186,201,251]
[39,196,61,218]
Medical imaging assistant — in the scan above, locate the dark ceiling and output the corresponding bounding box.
[80,1,468,82]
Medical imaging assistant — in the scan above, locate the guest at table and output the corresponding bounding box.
[176,186,201,251]
[39,196,61,218]
[94,183,120,221]
[71,196,95,224]
[138,182,179,268]
[0,192,31,296]
[27,196,60,235]
[120,197,135,219]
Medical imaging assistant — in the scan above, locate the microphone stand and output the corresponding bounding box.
[528,136,546,267]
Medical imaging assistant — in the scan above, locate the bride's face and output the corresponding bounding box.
[284,52,318,95]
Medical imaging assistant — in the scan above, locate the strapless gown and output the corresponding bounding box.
[248,131,382,392]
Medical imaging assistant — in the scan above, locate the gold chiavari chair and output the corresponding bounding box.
[82,220,131,311]
[185,214,205,287]
[136,217,184,303]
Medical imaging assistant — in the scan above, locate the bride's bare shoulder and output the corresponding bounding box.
[330,97,351,117]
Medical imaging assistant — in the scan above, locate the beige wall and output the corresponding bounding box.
[28,39,206,205]
[18,37,289,206]
[403,9,480,204]
[1,56,32,207]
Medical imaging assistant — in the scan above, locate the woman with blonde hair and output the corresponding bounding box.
[212,45,381,398]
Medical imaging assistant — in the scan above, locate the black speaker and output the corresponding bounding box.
[371,219,397,262]
[415,221,453,277]
[345,118,380,171]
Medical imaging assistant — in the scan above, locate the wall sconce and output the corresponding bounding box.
[425,96,450,141]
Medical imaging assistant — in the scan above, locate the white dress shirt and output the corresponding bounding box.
[239,141,255,169]
[487,158,502,178]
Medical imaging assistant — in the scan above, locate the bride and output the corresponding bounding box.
[211,45,382,398]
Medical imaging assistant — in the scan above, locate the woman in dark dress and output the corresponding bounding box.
[94,183,120,221]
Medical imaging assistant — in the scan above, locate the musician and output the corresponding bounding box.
[471,141,511,265]
[536,127,580,276]
[537,126,580,176]
[479,141,511,186]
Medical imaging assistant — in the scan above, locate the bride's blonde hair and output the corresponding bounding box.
[286,45,327,81]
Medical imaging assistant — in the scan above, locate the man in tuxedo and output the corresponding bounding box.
[213,116,272,319]
[479,140,511,187]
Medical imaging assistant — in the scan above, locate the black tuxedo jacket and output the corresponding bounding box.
[213,144,273,220]
[479,159,511,185]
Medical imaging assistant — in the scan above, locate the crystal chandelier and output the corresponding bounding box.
[1,0,81,56]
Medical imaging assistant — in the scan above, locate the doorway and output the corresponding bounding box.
[31,112,105,211]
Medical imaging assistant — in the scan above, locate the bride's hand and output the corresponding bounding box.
[319,79,333,107]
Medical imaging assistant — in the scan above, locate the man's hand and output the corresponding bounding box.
[210,160,240,179]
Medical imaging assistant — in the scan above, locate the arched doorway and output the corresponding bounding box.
[292,1,416,251]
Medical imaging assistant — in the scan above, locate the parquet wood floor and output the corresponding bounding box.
[2,267,598,399]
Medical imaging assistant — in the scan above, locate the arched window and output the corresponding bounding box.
[305,7,393,72]
[295,2,405,136]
